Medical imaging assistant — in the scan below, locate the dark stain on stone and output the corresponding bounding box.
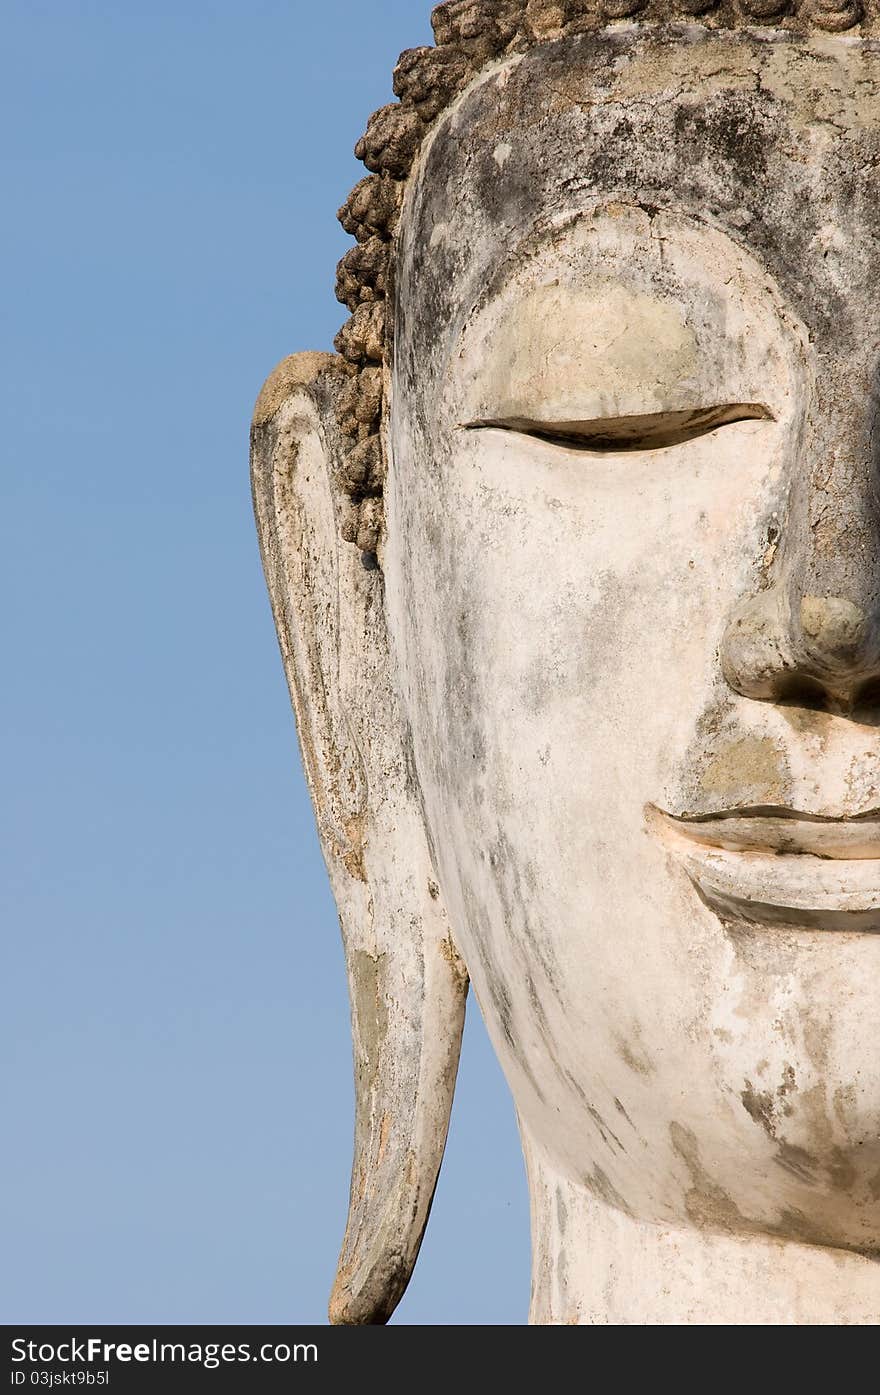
[670,1121,748,1233]
[774,1140,818,1186]
[741,1062,797,1140]
[614,1096,637,1131]
[556,1186,568,1237]
[555,1245,569,1303]
[741,1082,776,1136]
[617,1033,654,1078]
[350,949,388,1099]
[547,1059,626,1155]
[587,1101,625,1156]
[829,1147,858,1193]
[584,1164,633,1219]
[525,970,552,1040]
[769,1207,837,1251]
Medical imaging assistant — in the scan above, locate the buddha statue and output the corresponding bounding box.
[251,0,880,1324]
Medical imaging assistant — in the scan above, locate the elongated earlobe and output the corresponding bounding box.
[251,353,468,1324]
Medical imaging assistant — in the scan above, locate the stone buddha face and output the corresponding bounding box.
[254,7,880,1324]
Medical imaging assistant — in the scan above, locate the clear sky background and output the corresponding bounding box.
[2,1,529,1325]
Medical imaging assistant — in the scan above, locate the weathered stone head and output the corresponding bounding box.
[252,0,880,1323]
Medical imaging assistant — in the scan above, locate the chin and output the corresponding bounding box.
[479,838,880,1259]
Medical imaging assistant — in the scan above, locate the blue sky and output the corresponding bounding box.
[2,1,528,1324]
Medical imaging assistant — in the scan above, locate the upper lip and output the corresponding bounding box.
[654,805,880,859]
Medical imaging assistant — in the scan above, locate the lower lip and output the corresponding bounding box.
[653,816,880,933]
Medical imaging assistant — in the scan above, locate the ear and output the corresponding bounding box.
[251,353,468,1325]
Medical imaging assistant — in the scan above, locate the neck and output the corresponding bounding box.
[523,1131,880,1325]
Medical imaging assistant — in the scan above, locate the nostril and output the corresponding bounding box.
[722,584,880,709]
[769,673,833,713]
[851,677,880,726]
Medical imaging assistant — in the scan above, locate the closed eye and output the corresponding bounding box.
[461,403,774,452]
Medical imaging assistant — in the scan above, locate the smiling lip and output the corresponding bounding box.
[649,804,880,932]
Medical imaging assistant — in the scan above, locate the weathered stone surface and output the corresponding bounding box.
[329,0,880,564]
[250,358,467,1324]
[354,103,427,179]
[253,5,880,1326]
[335,238,390,310]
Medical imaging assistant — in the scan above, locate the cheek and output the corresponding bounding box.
[392,425,787,995]
[420,425,786,787]
[391,431,880,1237]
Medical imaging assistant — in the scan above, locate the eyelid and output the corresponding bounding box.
[460,404,774,452]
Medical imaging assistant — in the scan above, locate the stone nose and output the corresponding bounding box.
[721,374,880,711]
[721,587,880,708]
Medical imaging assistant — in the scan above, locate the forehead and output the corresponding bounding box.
[393,29,880,379]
